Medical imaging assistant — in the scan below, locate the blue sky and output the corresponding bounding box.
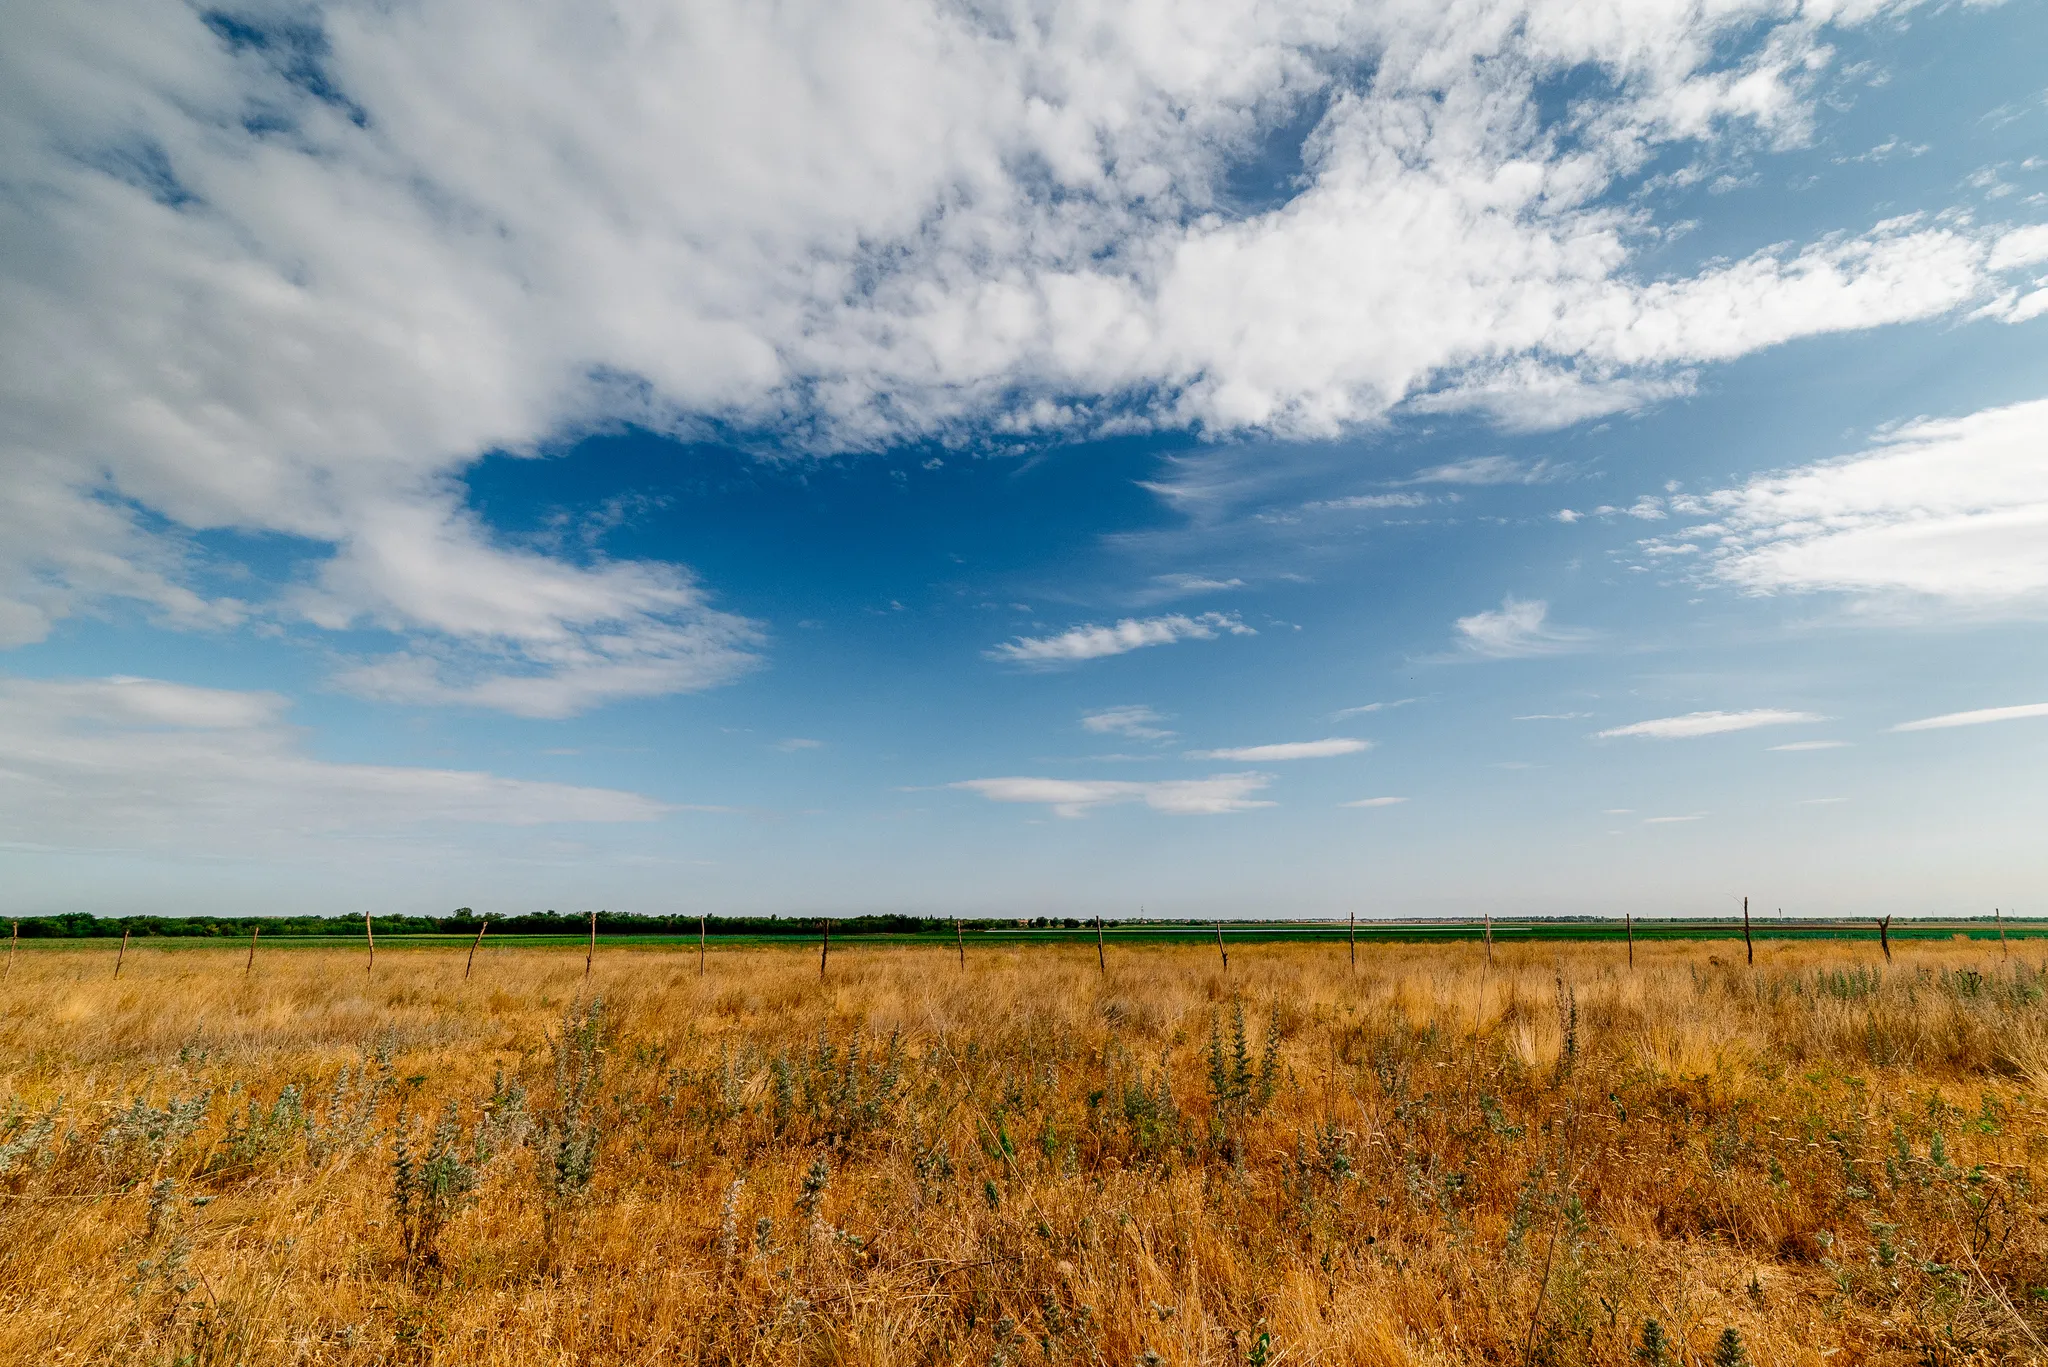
[3,0,2046,919]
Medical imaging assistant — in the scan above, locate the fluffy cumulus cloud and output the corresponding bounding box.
[951,773,1275,818]
[988,613,1254,667]
[1661,399,2048,606]
[4,0,2042,708]
[0,675,669,851]
[1187,738,1371,760]
[1596,708,1824,739]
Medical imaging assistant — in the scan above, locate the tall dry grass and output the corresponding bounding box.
[4,936,2048,1364]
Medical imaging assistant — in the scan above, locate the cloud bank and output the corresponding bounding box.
[0,675,669,852]
[4,0,2042,710]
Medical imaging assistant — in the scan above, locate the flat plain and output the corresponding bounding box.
[4,935,2048,1364]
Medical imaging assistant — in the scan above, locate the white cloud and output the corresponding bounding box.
[0,0,2033,690]
[988,612,1254,667]
[1673,398,2048,605]
[1302,493,1430,511]
[1147,574,1247,595]
[1891,702,2048,732]
[1339,795,1406,808]
[1333,698,1414,718]
[775,737,825,752]
[1081,705,1176,741]
[1597,708,1825,739]
[1643,813,1707,824]
[1450,597,1594,659]
[951,772,1273,818]
[0,675,668,852]
[1514,711,1592,720]
[1188,737,1371,760]
[1769,739,1850,750]
[1408,456,1562,486]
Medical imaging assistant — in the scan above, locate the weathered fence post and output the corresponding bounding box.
[465,920,487,981]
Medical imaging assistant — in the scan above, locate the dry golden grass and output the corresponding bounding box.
[5,935,2048,1365]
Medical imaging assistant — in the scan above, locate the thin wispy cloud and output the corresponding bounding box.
[1769,740,1851,751]
[1597,710,1826,740]
[1187,738,1371,761]
[1301,493,1431,512]
[1448,598,1595,660]
[1643,813,1708,824]
[1892,702,2048,731]
[1080,705,1176,742]
[1407,456,1564,486]
[987,613,1254,668]
[951,773,1274,819]
[1339,796,1407,808]
[1333,699,1414,719]
[1514,712,1593,721]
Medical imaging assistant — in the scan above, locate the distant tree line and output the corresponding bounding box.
[1,911,1035,939]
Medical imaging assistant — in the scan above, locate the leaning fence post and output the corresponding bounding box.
[465,919,488,981]
[820,919,830,979]
[1215,921,1228,973]
[246,924,259,977]
[1095,917,1106,975]
[365,911,375,977]
[116,926,131,979]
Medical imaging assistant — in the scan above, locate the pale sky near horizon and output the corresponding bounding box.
[2,0,2046,921]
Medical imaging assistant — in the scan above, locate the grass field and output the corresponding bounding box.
[5,936,2048,1364]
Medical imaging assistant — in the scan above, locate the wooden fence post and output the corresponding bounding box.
[1743,896,1753,967]
[955,916,964,969]
[1626,911,1633,969]
[1484,910,1493,967]
[365,911,375,977]
[1349,910,1356,974]
[586,910,597,980]
[115,926,130,979]
[820,919,830,979]
[1095,917,1106,975]
[699,915,707,977]
[465,920,488,981]
[1215,921,1228,973]
[246,924,259,977]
